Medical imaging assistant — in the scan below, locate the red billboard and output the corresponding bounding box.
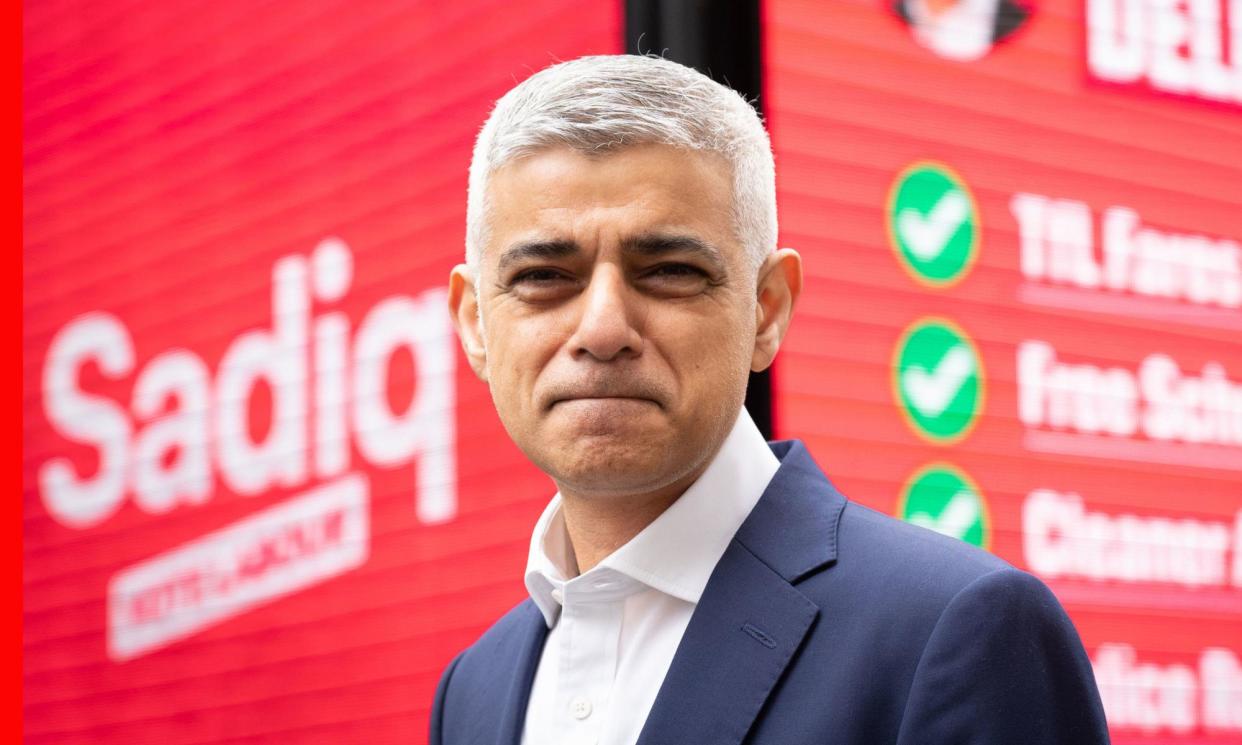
[766,0,1242,742]
[23,1,621,741]
[25,0,1242,741]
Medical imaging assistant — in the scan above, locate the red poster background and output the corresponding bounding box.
[23,2,620,742]
[766,1,1242,742]
[24,0,1242,742]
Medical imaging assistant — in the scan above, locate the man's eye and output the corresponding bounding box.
[647,263,707,279]
[507,268,579,301]
[639,263,711,296]
[512,268,568,284]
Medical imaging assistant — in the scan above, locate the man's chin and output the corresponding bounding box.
[534,438,682,495]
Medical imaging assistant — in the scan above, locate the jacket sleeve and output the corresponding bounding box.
[429,652,464,745]
[894,568,1110,745]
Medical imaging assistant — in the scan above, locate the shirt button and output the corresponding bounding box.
[550,588,564,604]
[570,696,593,719]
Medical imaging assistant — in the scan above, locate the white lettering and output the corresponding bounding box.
[1012,193,1099,286]
[1015,197,1242,308]
[108,474,368,660]
[39,313,135,528]
[1088,0,1146,82]
[311,238,353,480]
[1087,0,1242,104]
[1201,648,1242,730]
[216,255,310,495]
[1151,0,1195,93]
[1094,644,1242,733]
[1023,489,1232,586]
[37,239,458,529]
[1191,0,1236,98]
[1018,341,1242,446]
[1141,355,1242,445]
[1017,341,1139,436]
[131,350,212,513]
[1094,643,1198,733]
[353,291,456,524]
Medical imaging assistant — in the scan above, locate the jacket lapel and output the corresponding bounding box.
[492,601,549,745]
[634,440,846,745]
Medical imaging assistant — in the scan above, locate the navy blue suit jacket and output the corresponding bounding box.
[430,440,1109,744]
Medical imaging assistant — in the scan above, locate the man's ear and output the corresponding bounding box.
[448,264,489,381]
[751,248,803,373]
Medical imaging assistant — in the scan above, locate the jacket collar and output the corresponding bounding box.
[634,439,846,745]
[734,439,844,583]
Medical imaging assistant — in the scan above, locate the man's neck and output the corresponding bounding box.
[557,468,705,575]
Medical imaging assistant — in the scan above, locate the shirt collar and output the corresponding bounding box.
[523,408,779,627]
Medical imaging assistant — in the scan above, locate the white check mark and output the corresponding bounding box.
[897,190,969,261]
[901,345,974,418]
[908,490,979,539]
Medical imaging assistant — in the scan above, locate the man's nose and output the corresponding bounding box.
[567,265,643,362]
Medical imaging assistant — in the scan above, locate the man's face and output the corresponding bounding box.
[450,144,792,500]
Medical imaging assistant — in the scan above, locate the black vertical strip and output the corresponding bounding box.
[624,0,773,439]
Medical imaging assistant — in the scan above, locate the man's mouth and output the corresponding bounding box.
[541,376,667,411]
[550,395,659,408]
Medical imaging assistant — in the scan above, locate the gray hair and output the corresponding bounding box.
[465,54,777,273]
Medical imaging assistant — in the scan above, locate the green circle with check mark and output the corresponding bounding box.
[892,318,985,444]
[897,463,990,549]
[886,162,980,287]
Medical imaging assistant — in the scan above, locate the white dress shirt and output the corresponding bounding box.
[521,409,780,745]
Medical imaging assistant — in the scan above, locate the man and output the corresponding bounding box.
[433,55,1108,745]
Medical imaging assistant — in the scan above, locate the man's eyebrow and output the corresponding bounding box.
[496,239,579,273]
[621,233,727,271]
